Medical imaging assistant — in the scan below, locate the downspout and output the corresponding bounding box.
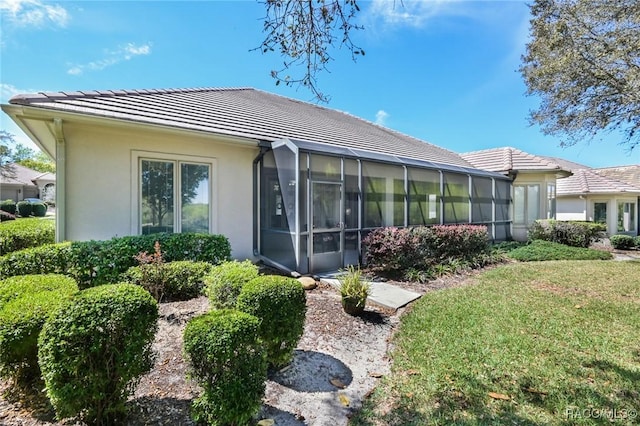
[253,144,270,256]
[53,118,66,242]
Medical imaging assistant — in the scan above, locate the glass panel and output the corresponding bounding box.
[547,183,556,219]
[471,176,493,223]
[513,186,525,224]
[299,153,309,233]
[313,182,341,230]
[408,167,440,226]
[313,232,340,254]
[362,161,404,227]
[310,154,341,181]
[344,231,359,266]
[181,163,209,233]
[344,159,359,230]
[594,202,607,224]
[495,180,511,222]
[527,185,540,224]
[141,159,174,234]
[618,202,636,232]
[443,172,469,224]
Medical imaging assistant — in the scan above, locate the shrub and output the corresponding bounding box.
[610,234,636,250]
[205,260,260,309]
[414,224,491,265]
[38,284,158,424]
[528,220,606,248]
[0,275,77,385]
[508,240,613,261]
[16,201,32,217]
[0,210,16,222]
[122,259,212,301]
[0,242,72,277]
[31,202,47,217]
[362,227,418,274]
[236,275,306,368]
[0,218,55,255]
[635,236,640,249]
[183,310,267,426]
[0,199,17,215]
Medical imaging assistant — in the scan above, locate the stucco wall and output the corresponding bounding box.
[556,197,587,221]
[511,172,559,241]
[61,121,258,260]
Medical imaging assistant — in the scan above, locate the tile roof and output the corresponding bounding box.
[0,163,54,186]
[9,87,471,168]
[594,165,640,188]
[460,147,570,175]
[556,168,640,195]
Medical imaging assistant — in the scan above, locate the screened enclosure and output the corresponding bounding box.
[255,139,512,274]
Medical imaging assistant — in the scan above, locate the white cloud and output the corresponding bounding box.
[0,83,23,104]
[375,110,389,126]
[367,0,457,29]
[67,42,153,75]
[0,0,70,28]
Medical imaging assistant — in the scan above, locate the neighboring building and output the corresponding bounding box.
[548,159,640,237]
[0,162,56,203]
[462,147,572,241]
[2,87,512,274]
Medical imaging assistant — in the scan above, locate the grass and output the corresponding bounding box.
[351,260,640,425]
[507,240,613,261]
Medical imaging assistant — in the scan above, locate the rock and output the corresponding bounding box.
[298,276,317,290]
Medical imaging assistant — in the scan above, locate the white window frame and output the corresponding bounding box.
[131,150,217,235]
[513,184,540,225]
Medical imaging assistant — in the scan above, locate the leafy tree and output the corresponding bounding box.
[1,130,55,174]
[520,0,640,150]
[257,0,365,102]
[0,131,17,179]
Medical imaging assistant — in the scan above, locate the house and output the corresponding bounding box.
[547,159,640,237]
[2,87,512,274]
[0,162,56,203]
[461,147,572,241]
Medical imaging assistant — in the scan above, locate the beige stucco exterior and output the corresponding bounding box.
[5,106,260,260]
[557,195,639,236]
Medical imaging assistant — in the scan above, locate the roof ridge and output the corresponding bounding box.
[592,168,640,190]
[10,87,253,104]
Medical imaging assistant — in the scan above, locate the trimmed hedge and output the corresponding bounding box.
[236,275,306,368]
[31,202,47,217]
[16,201,32,217]
[610,234,637,250]
[528,220,606,248]
[0,199,17,215]
[0,274,77,385]
[121,260,213,301]
[507,240,613,261]
[205,260,260,309]
[38,284,158,424]
[0,233,231,289]
[0,218,55,255]
[183,310,267,426]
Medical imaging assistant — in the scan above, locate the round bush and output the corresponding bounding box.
[31,202,47,217]
[205,260,260,309]
[121,260,212,301]
[236,275,306,368]
[0,275,77,384]
[610,234,636,250]
[38,284,158,424]
[0,199,17,215]
[183,309,267,426]
[16,201,32,217]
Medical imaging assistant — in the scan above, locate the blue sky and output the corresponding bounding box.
[1,0,638,168]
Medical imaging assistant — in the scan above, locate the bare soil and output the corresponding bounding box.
[0,272,480,426]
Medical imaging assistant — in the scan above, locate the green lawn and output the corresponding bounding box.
[351,260,640,425]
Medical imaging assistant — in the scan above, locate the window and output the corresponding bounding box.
[594,202,607,224]
[362,162,404,228]
[471,177,493,223]
[443,172,469,224]
[408,168,440,226]
[140,158,210,234]
[618,201,636,232]
[547,183,556,219]
[513,184,540,225]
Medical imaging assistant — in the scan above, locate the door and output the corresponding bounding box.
[311,181,343,273]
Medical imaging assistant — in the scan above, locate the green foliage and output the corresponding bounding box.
[0,199,17,215]
[31,202,47,217]
[38,284,158,424]
[339,265,370,315]
[528,220,606,248]
[610,234,636,250]
[508,240,613,262]
[122,260,212,301]
[16,201,32,217]
[183,310,267,426]
[521,0,640,149]
[0,218,55,255]
[236,275,306,368]
[0,242,72,277]
[0,233,230,288]
[205,260,260,309]
[635,236,640,248]
[0,274,77,386]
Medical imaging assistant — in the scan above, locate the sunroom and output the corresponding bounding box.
[256,138,512,274]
